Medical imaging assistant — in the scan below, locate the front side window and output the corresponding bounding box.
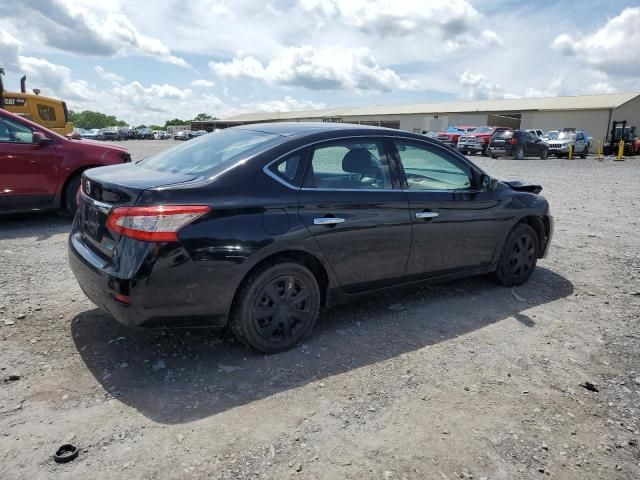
[394,141,472,191]
[37,104,57,122]
[303,140,392,190]
[0,117,33,144]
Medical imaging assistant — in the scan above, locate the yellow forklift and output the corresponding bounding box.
[0,67,74,135]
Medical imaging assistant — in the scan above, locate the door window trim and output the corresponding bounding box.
[262,134,485,192]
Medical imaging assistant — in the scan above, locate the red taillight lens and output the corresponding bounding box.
[510,138,518,145]
[106,205,210,242]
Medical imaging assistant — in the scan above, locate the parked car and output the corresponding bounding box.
[174,130,190,140]
[135,127,154,140]
[69,122,553,353]
[489,130,550,159]
[431,126,476,148]
[102,126,122,141]
[189,129,208,138]
[546,130,590,158]
[526,129,544,139]
[542,130,558,141]
[153,130,170,140]
[457,126,512,156]
[0,108,131,215]
[80,128,104,141]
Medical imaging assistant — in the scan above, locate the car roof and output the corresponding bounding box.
[233,121,398,137]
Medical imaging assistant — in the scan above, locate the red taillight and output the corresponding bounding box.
[510,138,518,145]
[106,205,210,242]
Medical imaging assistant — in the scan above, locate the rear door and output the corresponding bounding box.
[391,139,503,279]
[0,115,60,211]
[523,131,541,156]
[297,138,411,293]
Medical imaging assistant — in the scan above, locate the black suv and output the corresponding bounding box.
[489,130,549,160]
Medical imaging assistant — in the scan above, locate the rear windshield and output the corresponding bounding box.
[496,131,513,138]
[138,129,283,176]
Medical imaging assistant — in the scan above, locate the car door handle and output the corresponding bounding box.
[415,212,439,219]
[314,217,345,225]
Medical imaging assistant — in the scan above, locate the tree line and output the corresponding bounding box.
[69,111,218,130]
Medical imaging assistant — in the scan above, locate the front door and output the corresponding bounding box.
[0,116,59,210]
[297,138,411,293]
[391,139,504,280]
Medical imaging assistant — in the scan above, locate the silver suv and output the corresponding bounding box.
[546,130,590,158]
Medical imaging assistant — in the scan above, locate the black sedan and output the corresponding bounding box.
[69,123,553,353]
[489,130,550,160]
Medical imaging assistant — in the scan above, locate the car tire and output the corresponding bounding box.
[229,259,321,354]
[494,223,539,287]
[513,145,524,160]
[64,174,82,216]
[540,148,549,160]
[580,147,588,159]
[460,149,468,155]
[491,154,498,159]
[482,145,490,157]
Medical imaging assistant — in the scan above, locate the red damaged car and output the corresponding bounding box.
[457,126,512,156]
[429,125,476,148]
[0,108,131,215]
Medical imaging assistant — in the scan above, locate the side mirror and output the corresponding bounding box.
[481,174,493,191]
[32,131,51,146]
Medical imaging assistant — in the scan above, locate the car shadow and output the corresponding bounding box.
[71,267,573,424]
[0,212,72,241]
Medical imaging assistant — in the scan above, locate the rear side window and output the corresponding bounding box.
[139,129,284,176]
[270,152,302,186]
[303,140,392,190]
[394,141,472,191]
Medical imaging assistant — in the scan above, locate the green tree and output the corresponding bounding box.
[164,118,186,128]
[69,110,127,129]
[148,124,164,131]
[135,124,148,130]
[192,113,217,122]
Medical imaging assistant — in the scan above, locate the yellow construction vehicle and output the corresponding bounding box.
[0,68,74,136]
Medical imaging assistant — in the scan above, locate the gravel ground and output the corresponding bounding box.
[1,140,639,479]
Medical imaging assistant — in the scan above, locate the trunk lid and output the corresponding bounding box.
[78,164,198,259]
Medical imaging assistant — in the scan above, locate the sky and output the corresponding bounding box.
[1,0,639,126]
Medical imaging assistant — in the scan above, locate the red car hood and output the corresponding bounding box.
[68,138,128,152]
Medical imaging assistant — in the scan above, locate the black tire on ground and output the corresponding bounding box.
[64,174,82,216]
[494,223,539,287]
[580,147,588,159]
[482,145,490,157]
[513,145,524,160]
[491,154,498,159]
[540,148,549,160]
[229,259,321,353]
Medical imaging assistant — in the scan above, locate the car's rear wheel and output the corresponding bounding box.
[64,174,82,216]
[230,260,320,353]
[540,148,549,160]
[495,223,539,287]
[513,145,524,160]
[580,146,588,159]
[482,144,490,157]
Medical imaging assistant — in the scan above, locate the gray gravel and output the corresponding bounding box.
[1,140,639,479]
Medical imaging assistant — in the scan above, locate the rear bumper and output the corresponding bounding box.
[68,233,230,329]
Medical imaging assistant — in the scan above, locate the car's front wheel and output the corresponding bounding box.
[494,223,539,287]
[540,148,549,160]
[230,259,321,353]
[580,147,588,159]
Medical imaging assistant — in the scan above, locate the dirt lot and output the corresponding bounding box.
[1,140,639,479]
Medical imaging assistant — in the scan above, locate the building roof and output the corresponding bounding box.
[223,92,640,123]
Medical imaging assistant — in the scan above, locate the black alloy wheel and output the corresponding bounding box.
[230,260,320,353]
[540,148,549,160]
[495,223,539,287]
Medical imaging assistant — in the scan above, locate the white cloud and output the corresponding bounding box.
[552,7,640,77]
[459,71,507,100]
[297,0,501,49]
[242,96,326,113]
[190,79,216,87]
[94,65,124,84]
[210,46,420,92]
[523,77,570,98]
[0,0,189,67]
[589,82,616,94]
[0,27,21,69]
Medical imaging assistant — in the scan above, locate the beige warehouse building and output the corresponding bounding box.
[196,92,640,145]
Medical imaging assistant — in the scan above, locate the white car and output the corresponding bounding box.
[546,131,590,158]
